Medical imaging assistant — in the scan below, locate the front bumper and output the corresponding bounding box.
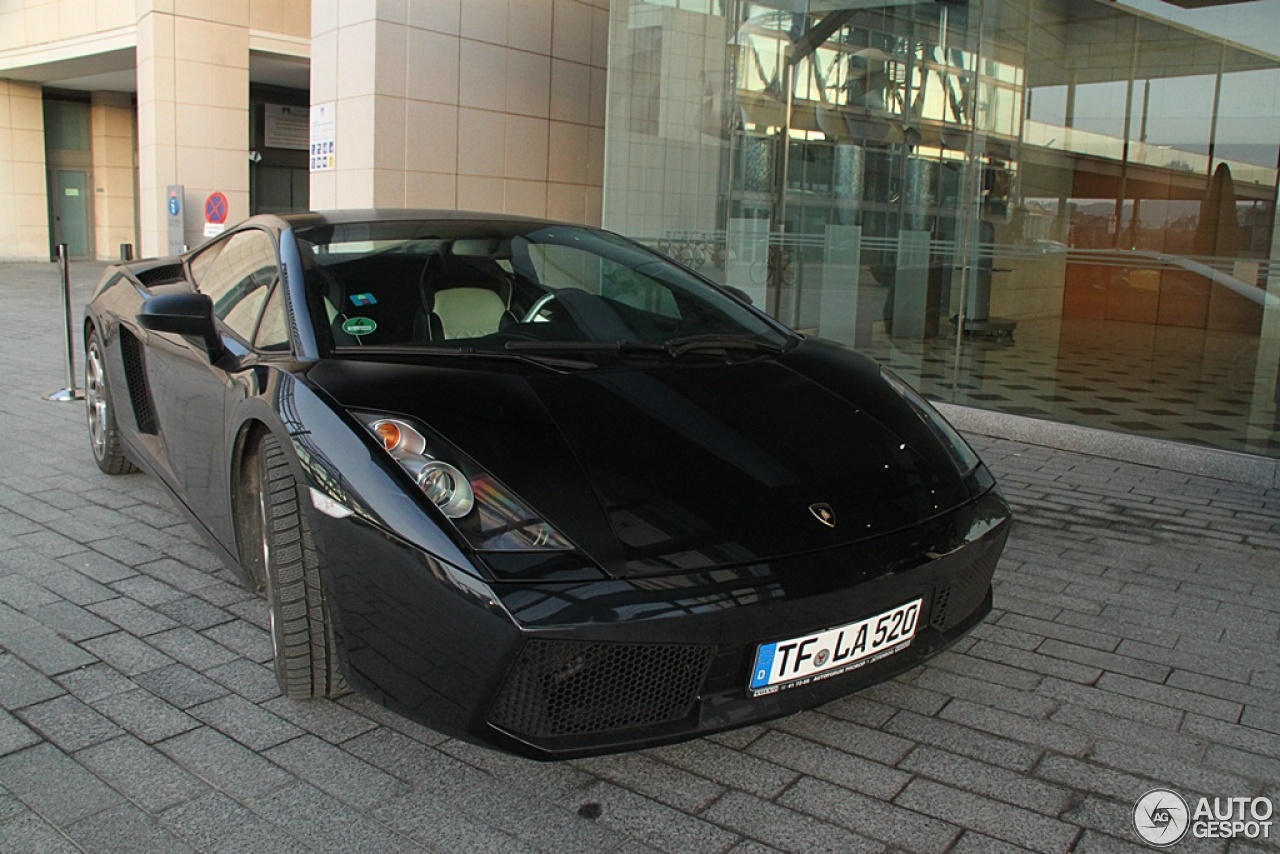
[312,487,1010,759]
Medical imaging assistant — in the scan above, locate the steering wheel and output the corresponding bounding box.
[522,292,557,323]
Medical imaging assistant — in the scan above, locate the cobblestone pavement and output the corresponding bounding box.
[2,261,1278,853]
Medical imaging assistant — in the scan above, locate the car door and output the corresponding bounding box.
[144,227,282,549]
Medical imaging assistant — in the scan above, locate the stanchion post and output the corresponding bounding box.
[44,243,85,402]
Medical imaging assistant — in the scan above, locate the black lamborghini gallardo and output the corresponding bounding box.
[83,210,1010,758]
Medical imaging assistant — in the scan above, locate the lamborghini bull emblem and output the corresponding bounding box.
[809,502,837,528]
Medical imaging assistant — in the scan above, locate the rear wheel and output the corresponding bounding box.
[257,434,347,699]
[85,328,137,475]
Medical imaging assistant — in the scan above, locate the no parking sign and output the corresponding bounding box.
[203,192,228,237]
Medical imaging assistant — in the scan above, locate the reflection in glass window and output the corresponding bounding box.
[190,229,280,342]
[254,283,291,352]
[603,0,1280,457]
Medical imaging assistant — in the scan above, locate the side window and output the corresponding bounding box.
[190,229,280,342]
[254,283,292,352]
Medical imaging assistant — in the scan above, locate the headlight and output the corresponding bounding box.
[368,418,472,519]
[411,459,474,518]
[357,413,572,551]
[469,473,571,549]
[880,368,981,474]
[370,418,427,458]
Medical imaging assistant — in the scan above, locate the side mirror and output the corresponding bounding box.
[138,292,222,360]
[722,285,754,305]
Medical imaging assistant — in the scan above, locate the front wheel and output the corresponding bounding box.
[257,434,347,699]
[85,328,137,475]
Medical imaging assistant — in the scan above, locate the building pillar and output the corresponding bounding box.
[91,91,138,260]
[0,80,50,260]
[310,0,608,224]
[136,5,250,256]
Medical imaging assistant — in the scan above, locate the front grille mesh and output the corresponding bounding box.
[488,640,715,739]
[930,534,1004,632]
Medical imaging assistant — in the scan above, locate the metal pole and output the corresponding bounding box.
[768,56,796,320]
[950,0,986,382]
[44,243,84,402]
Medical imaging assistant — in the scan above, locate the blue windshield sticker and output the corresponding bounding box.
[350,293,378,306]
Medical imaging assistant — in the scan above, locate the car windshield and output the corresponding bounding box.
[294,220,791,360]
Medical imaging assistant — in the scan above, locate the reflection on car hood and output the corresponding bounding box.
[306,343,974,579]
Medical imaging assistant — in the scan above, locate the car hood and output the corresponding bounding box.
[307,342,975,579]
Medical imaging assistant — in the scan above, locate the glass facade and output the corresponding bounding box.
[603,0,1280,457]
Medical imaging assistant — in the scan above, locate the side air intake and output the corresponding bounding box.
[119,329,157,434]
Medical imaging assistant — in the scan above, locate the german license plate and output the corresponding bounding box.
[748,599,922,696]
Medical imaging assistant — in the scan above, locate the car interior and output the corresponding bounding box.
[299,239,531,348]
[293,226,776,358]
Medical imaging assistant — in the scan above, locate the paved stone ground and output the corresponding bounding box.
[1,260,1278,853]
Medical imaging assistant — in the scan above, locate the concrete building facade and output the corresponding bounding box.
[0,0,607,260]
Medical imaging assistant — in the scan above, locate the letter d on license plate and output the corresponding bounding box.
[749,599,921,695]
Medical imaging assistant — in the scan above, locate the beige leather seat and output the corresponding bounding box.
[422,255,517,340]
[433,287,510,339]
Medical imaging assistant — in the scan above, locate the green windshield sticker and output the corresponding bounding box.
[342,317,377,336]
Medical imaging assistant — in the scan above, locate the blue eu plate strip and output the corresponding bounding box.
[750,643,776,690]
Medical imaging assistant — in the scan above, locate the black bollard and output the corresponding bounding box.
[44,244,85,402]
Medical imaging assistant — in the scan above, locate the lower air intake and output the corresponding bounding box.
[931,530,1006,632]
[488,640,715,739]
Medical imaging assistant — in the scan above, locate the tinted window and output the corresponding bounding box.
[190,229,280,342]
[293,220,789,359]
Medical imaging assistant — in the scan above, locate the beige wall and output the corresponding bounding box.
[136,7,253,256]
[0,80,49,260]
[0,0,310,40]
[0,1,134,51]
[1,0,138,260]
[91,91,137,258]
[250,0,312,40]
[3,0,605,258]
[1,0,311,259]
[310,0,608,224]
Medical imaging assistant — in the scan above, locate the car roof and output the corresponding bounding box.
[274,209,565,232]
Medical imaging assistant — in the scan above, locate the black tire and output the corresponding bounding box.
[257,434,347,699]
[85,328,138,475]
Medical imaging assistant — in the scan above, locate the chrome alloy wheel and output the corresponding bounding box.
[259,485,287,687]
[85,339,109,461]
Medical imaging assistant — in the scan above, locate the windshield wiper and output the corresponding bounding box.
[662,334,786,358]
[505,336,787,360]
[504,340,667,355]
[340,344,596,370]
